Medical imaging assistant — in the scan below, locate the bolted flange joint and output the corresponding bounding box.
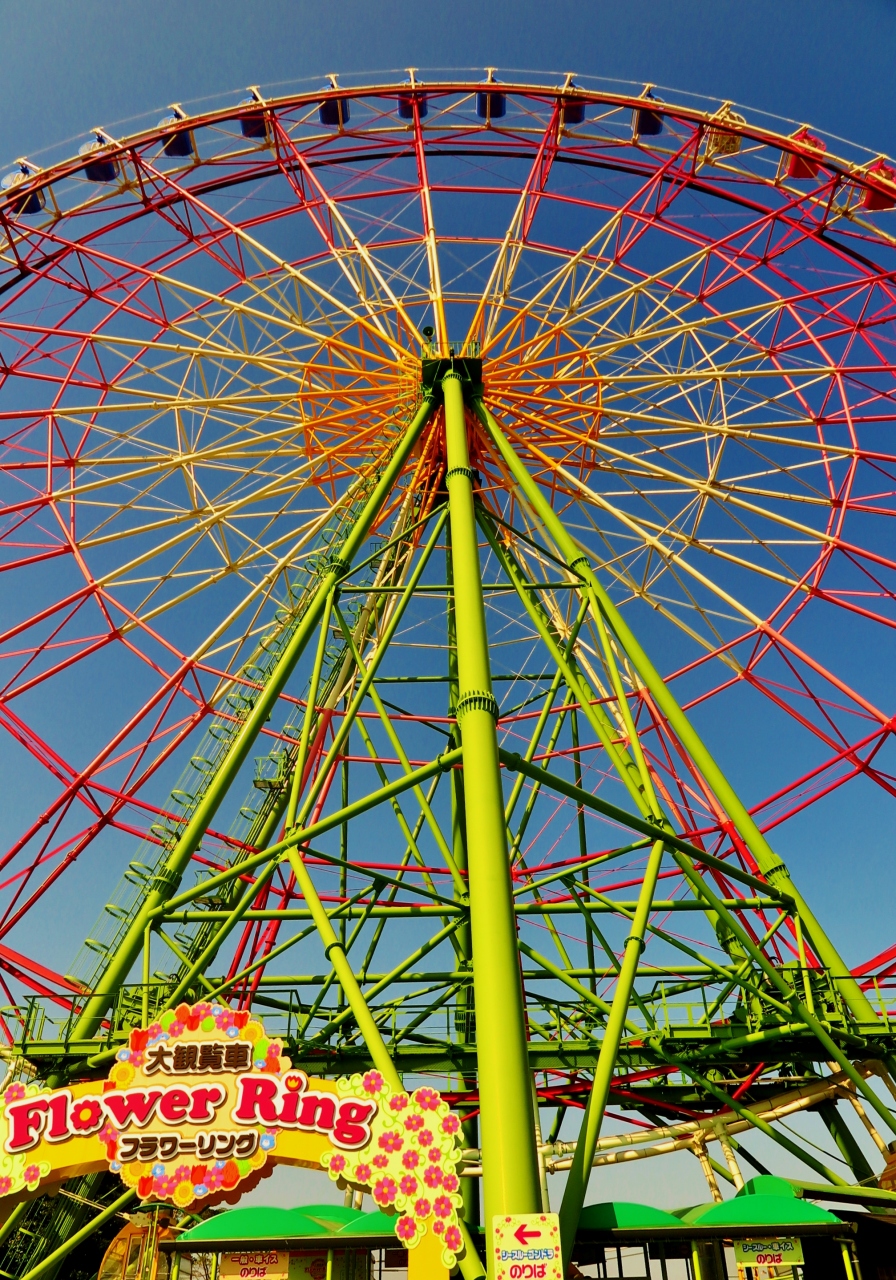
[763,857,791,885]
[455,689,500,721]
[149,866,181,896]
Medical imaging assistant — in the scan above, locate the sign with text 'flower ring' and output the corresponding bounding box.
[0,1004,465,1269]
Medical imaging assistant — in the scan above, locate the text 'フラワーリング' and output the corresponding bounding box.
[4,1071,375,1155]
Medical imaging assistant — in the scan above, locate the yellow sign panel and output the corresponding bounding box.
[218,1251,367,1280]
[0,1004,468,1272]
[492,1213,563,1280]
[220,1251,290,1280]
[734,1238,804,1267]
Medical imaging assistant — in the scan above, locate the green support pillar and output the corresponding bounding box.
[817,1100,876,1185]
[448,539,481,1231]
[442,369,542,1264]
[69,393,436,1043]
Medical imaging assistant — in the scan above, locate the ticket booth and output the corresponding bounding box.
[159,1205,451,1280]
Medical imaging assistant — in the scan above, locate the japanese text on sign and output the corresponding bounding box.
[220,1251,288,1280]
[734,1238,804,1267]
[145,1040,251,1074]
[493,1214,563,1280]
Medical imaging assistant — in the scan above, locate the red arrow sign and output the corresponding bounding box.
[513,1223,542,1246]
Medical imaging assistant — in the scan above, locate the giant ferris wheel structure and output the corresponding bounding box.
[2,69,896,1277]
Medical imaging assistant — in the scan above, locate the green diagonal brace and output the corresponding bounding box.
[474,395,876,1026]
[70,393,436,1040]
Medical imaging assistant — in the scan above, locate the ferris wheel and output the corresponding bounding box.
[2,70,896,1279]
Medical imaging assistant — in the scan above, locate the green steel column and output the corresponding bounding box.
[570,711,596,992]
[284,587,336,830]
[70,393,436,1041]
[448,539,480,1229]
[473,395,876,1026]
[442,370,542,1262]
[817,1101,875,1184]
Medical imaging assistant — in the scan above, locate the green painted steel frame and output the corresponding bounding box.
[25,375,896,1280]
[443,369,543,1252]
[68,393,437,1043]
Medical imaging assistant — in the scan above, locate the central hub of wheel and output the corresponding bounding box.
[420,346,483,401]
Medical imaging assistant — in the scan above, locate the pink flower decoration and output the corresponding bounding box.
[5,1083,25,1102]
[168,1020,185,1037]
[378,1130,403,1153]
[445,1225,462,1252]
[355,1163,371,1184]
[441,1173,459,1193]
[329,1153,346,1174]
[373,1176,397,1206]
[24,1165,40,1185]
[423,1165,443,1189]
[373,1154,389,1169]
[404,1114,424,1132]
[433,1219,445,1235]
[0,1177,11,1195]
[414,1197,432,1218]
[98,1123,118,1145]
[130,1051,145,1068]
[418,1129,434,1147]
[428,1147,442,1164]
[441,1114,460,1135]
[174,1165,191,1184]
[399,1175,418,1196]
[390,1094,408,1111]
[415,1087,440,1111]
[362,1071,384,1095]
[396,1215,417,1242]
[402,1150,420,1170]
[434,1195,452,1219]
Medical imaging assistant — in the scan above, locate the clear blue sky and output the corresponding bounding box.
[2,0,896,169]
[5,0,896,961]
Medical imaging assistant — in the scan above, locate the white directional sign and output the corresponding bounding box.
[493,1213,564,1280]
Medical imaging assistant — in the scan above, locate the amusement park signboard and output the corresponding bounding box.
[0,1003,467,1271]
[492,1215,563,1280]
